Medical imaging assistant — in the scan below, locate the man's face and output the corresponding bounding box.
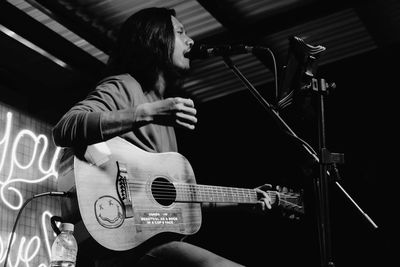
[171,16,193,71]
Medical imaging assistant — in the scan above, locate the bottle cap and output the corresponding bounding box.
[60,223,74,232]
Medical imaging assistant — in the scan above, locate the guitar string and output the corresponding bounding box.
[128,180,258,190]
[147,192,301,208]
[129,181,270,197]
[125,183,303,211]
[133,189,299,203]
[147,189,300,199]
[124,181,301,208]
[133,187,261,204]
[126,181,300,200]
[277,199,303,209]
[135,193,303,211]
[127,181,258,195]
[127,180,300,197]
[133,188,299,203]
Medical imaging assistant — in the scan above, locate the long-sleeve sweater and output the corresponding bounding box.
[52,73,177,153]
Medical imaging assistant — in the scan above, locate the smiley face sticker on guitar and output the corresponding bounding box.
[94,196,125,228]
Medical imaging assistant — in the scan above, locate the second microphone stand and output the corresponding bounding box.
[221,54,378,267]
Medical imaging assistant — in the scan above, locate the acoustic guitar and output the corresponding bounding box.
[57,137,304,251]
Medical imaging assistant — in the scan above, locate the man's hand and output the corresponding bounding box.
[140,97,197,130]
[254,184,273,212]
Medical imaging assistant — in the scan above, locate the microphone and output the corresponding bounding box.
[185,44,268,60]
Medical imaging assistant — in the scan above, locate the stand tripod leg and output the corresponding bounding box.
[314,164,335,267]
[315,88,335,267]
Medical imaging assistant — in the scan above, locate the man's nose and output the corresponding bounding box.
[186,37,194,48]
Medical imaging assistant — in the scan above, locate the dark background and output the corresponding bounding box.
[176,43,398,267]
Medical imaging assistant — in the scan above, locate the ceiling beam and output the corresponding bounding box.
[194,0,366,105]
[31,0,115,54]
[195,0,367,76]
[0,0,105,81]
[196,0,364,45]
[196,0,243,35]
[355,0,400,48]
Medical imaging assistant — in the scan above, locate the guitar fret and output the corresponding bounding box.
[208,186,213,201]
[190,184,196,202]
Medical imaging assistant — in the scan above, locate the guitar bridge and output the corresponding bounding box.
[116,161,134,218]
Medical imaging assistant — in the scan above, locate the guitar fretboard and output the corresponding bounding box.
[174,184,277,204]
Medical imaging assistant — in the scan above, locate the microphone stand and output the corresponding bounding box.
[221,55,378,267]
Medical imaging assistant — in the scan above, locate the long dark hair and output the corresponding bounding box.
[105,7,183,93]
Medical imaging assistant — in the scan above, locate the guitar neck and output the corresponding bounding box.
[174,183,278,205]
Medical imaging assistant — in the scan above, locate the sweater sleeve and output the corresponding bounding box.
[52,75,142,147]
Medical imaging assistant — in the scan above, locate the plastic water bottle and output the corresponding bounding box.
[50,223,78,267]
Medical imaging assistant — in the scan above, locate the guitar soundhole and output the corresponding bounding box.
[151,177,176,206]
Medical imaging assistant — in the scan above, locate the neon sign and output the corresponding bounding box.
[0,211,56,267]
[0,111,61,210]
[1,110,62,266]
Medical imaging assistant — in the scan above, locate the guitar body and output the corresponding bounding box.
[58,137,304,251]
[62,137,201,251]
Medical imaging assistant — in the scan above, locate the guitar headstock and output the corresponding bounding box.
[271,185,305,220]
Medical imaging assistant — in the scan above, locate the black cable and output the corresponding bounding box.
[262,47,319,160]
[3,191,71,267]
[265,47,279,106]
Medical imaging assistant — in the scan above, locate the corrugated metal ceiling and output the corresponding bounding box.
[3,0,394,112]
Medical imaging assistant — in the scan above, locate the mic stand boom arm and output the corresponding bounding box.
[221,55,319,161]
[221,55,378,267]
